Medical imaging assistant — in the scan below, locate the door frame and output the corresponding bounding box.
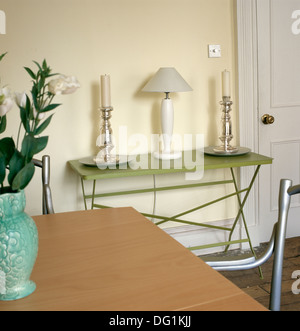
[236,0,260,246]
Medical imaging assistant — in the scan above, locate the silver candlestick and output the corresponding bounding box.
[213,96,238,154]
[94,106,119,164]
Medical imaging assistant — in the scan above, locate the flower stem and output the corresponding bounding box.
[16,121,22,149]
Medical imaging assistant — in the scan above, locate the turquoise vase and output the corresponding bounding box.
[0,190,38,301]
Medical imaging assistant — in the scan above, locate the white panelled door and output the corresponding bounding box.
[257,0,300,242]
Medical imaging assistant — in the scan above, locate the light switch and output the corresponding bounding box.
[208,45,221,58]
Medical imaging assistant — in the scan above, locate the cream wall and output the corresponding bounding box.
[0,0,238,224]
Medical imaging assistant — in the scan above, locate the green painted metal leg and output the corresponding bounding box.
[228,166,264,279]
[91,180,96,210]
[168,188,248,221]
[225,166,261,251]
[81,178,88,211]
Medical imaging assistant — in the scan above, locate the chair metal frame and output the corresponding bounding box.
[32,155,54,215]
[203,179,300,311]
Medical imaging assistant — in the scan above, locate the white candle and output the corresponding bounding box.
[222,70,231,97]
[101,74,111,108]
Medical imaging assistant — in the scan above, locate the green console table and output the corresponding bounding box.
[68,151,272,256]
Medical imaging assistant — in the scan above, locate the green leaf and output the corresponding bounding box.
[33,60,43,72]
[8,150,25,186]
[21,135,49,161]
[0,115,7,134]
[0,155,6,184]
[24,67,36,80]
[46,73,59,78]
[20,107,30,133]
[11,161,35,191]
[34,136,48,154]
[37,75,45,94]
[0,52,7,62]
[42,59,48,71]
[40,103,60,113]
[0,137,15,164]
[21,134,37,161]
[34,114,53,135]
[19,96,32,133]
[31,84,39,112]
[0,137,14,187]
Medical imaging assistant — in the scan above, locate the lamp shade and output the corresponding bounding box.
[142,67,193,93]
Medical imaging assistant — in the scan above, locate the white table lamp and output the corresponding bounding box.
[142,67,192,160]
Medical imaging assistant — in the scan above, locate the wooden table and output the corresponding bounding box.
[0,208,267,311]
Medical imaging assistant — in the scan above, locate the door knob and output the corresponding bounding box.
[261,114,275,125]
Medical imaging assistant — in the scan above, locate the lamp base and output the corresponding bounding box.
[153,151,182,160]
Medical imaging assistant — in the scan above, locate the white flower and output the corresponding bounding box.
[48,76,65,95]
[48,75,80,96]
[15,91,44,120]
[14,91,27,108]
[0,87,11,101]
[0,87,13,116]
[61,76,81,95]
[0,98,13,116]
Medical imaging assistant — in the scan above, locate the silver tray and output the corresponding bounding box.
[204,146,251,157]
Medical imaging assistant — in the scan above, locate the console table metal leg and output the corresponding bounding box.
[81,179,97,210]
[81,178,88,210]
[227,166,263,278]
[92,180,96,209]
[226,166,261,251]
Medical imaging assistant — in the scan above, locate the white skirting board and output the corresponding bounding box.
[163,218,260,256]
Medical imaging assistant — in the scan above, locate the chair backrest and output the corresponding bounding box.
[269,180,300,310]
[269,179,292,311]
[203,178,300,311]
[32,155,55,215]
[264,179,300,310]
